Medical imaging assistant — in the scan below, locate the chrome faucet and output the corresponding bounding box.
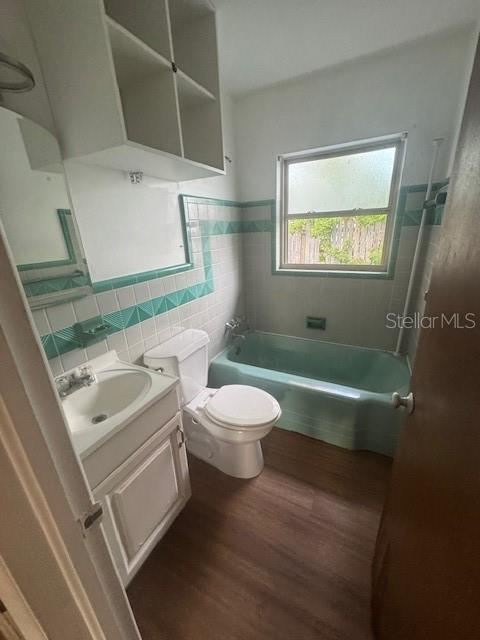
[225,317,249,341]
[55,365,97,398]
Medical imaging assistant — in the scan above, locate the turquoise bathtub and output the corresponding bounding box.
[208,332,410,457]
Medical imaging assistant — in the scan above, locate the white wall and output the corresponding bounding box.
[234,27,476,200]
[236,28,477,354]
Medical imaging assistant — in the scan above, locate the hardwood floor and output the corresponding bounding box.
[127,428,392,640]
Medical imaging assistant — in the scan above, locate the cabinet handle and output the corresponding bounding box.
[177,427,186,448]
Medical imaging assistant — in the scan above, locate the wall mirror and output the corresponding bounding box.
[65,162,192,289]
[0,106,91,309]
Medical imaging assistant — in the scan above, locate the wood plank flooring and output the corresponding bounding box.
[127,428,392,640]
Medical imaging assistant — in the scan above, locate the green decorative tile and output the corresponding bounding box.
[178,287,195,304]
[191,283,202,299]
[104,309,127,331]
[153,296,167,315]
[137,300,154,320]
[41,334,58,359]
[24,272,90,298]
[103,306,137,331]
[92,280,112,293]
[53,327,82,355]
[166,292,179,310]
[125,307,139,328]
[203,251,212,267]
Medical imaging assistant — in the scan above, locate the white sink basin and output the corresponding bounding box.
[60,351,178,457]
[63,368,152,433]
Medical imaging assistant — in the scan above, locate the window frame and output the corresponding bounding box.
[277,134,407,274]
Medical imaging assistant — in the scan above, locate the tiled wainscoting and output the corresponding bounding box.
[243,185,445,354]
[34,198,251,375]
[33,185,444,374]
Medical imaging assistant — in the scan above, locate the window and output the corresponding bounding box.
[277,135,406,273]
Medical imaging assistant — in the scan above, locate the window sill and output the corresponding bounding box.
[274,266,392,279]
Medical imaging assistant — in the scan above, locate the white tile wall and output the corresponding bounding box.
[243,205,423,351]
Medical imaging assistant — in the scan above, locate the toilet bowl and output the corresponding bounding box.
[143,329,281,478]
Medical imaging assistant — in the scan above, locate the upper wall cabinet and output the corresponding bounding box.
[25,0,224,182]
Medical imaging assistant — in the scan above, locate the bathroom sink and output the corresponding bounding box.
[59,351,178,457]
[63,369,152,433]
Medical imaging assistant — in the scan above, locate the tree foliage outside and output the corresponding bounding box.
[288,213,387,265]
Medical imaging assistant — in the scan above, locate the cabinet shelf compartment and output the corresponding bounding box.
[169,0,219,97]
[176,69,215,107]
[108,16,182,156]
[178,91,223,170]
[104,0,172,61]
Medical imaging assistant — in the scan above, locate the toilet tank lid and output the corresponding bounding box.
[143,329,210,364]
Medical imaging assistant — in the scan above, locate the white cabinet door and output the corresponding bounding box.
[94,412,190,585]
[112,438,179,560]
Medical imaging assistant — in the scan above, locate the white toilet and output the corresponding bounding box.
[143,329,281,478]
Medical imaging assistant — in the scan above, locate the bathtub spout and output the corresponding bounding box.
[225,317,249,342]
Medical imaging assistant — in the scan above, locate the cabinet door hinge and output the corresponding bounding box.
[79,501,103,535]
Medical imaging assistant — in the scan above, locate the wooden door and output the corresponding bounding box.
[372,38,480,639]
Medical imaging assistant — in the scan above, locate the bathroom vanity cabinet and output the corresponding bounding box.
[57,352,190,586]
[25,0,224,181]
[92,412,190,585]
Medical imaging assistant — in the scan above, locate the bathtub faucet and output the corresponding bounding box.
[225,317,249,341]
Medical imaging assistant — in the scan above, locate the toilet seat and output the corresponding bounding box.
[204,384,281,429]
[185,385,281,433]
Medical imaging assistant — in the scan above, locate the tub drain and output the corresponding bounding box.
[92,413,108,424]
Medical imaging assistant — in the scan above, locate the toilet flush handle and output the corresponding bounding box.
[198,389,217,410]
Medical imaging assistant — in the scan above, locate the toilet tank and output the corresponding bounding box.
[143,329,210,404]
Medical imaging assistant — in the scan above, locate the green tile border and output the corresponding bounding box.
[40,184,446,360]
[24,271,90,298]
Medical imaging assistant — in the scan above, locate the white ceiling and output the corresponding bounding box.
[215,0,480,96]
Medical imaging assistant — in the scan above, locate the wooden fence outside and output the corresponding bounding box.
[288,217,386,265]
